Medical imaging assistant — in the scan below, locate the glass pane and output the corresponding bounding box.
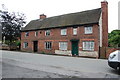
[61,29,66,35]
[85,27,92,34]
[73,28,77,35]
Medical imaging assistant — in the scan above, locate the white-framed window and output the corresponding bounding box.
[85,26,92,34]
[59,42,68,50]
[23,42,28,48]
[73,28,77,35]
[61,29,67,35]
[25,32,29,37]
[45,30,50,36]
[35,31,38,36]
[82,41,94,51]
[45,42,52,50]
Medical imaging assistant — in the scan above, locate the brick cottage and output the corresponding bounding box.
[21,1,108,58]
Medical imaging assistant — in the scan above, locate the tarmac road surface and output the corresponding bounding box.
[0,50,120,78]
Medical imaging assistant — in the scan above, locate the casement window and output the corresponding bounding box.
[85,26,92,34]
[25,32,29,37]
[45,42,52,50]
[45,30,50,36]
[23,42,28,48]
[61,29,67,35]
[59,42,68,50]
[35,31,38,36]
[82,41,94,51]
[73,28,77,35]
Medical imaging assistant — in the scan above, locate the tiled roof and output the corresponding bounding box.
[22,8,101,31]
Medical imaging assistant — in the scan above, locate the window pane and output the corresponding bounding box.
[23,42,28,48]
[45,30,50,36]
[83,41,94,51]
[25,32,29,37]
[91,42,94,50]
[83,42,85,50]
[46,42,48,49]
[73,28,77,35]
[59,42,67,50]
[85,26,92,34]
[35,31,38,36]
[45,42,52,49]
[61,29,67,35]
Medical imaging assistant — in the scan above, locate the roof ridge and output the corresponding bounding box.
[46,8,101,19]
[22,8,101,31]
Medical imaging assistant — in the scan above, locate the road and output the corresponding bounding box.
[2,61,71,78]
[0,50,120,78]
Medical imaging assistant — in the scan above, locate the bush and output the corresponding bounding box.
[41,51,45,54]
[16,40,21,46]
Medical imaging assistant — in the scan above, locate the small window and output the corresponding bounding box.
[45,42,52,50]
[73,28,77,35]
[45,30,50,36]
[85,26,92,34]
[23,42,28,48]
[82,41,94,51]
[61,29,67,35]
[35,31,38,36]
[25,32,29,37]
[59,42,68,50]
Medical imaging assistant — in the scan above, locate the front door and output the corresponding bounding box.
[71,41,79,56]
[33,41,38,52]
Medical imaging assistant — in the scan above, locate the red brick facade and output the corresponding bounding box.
[21,24,99,57]
[101,1,108,47]
[21,1,108,58]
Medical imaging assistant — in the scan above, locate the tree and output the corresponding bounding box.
[0,7,26,45]
[108,30,120,47]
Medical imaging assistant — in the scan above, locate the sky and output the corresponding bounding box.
[0,0,119,33]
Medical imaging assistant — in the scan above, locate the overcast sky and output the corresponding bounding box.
[0,0,119,33]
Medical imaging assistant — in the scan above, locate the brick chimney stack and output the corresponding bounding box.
[101,0,108,47]
[39,14,46,19]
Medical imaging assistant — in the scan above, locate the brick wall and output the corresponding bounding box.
[21,24,99,57]
[20,1,108,58]
[101,1,108,47]
[99,47,120,59]
[106,47,120,58]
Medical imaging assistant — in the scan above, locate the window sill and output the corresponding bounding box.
[84,33,93,35]
[23,47,28,49]
[59,50,67,51]
[45,35,50,36]
[82,50,94,52]
[45,49,52,50]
